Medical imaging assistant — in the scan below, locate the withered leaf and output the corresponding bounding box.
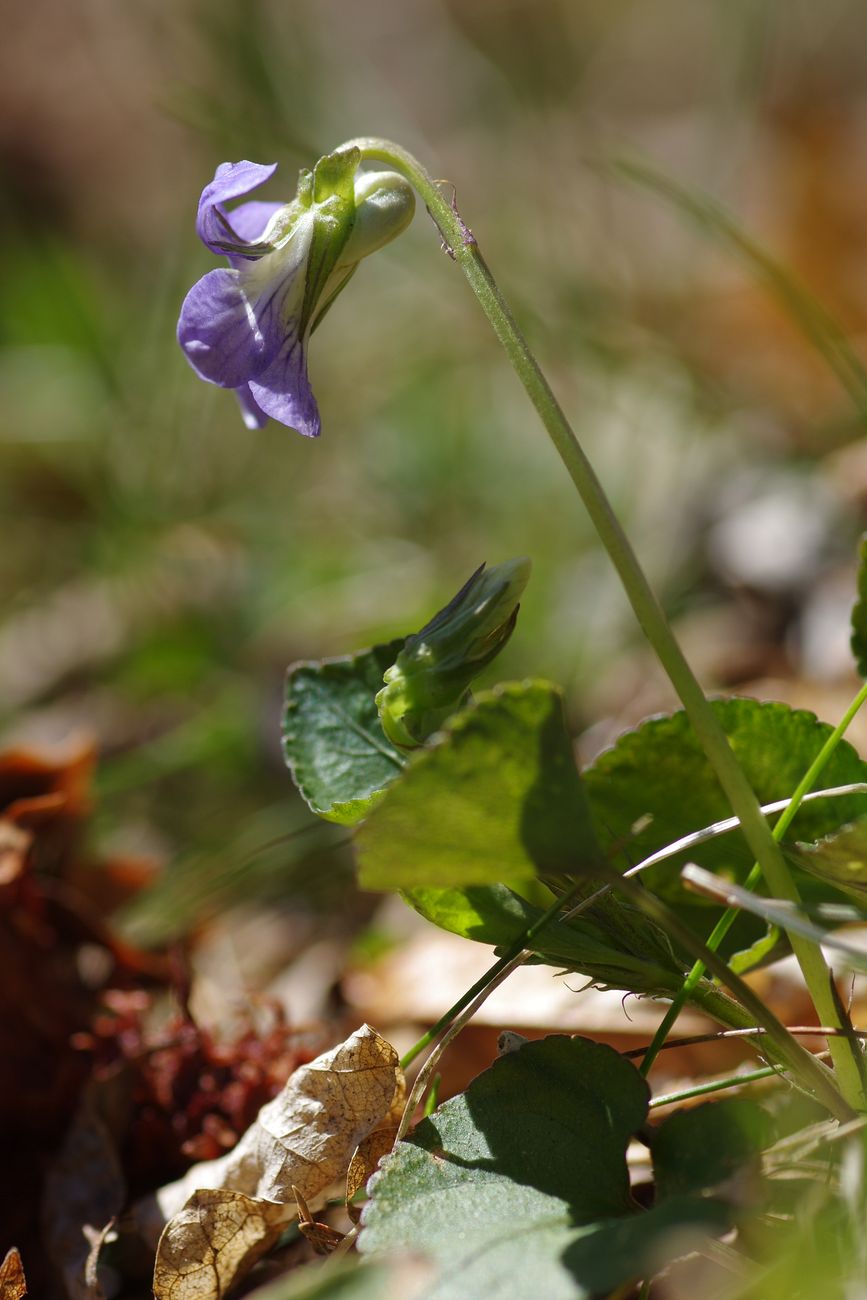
[345,1070,406,1223]
[152,1190,289,1300]
[0,1247,27,1300]
[152,1025,399,1227]
[144,1026,400,1298]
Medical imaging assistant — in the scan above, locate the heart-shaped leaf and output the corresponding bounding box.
[650,1098,774,1200]
[356,681,601,892]
[583,698,867,961]
[360,1036,728,1298]
[283,642,406,824]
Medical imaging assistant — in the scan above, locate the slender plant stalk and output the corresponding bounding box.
[624,1025,867,1060]
[395,951,523,1144]
[640,679,867,1075]
[400,948,513,1070]
[396,861,852,1125]
[599,868,855,1121]
[649,1064,781,1110]
[399,874,596,1070]
[347,137,866,1111]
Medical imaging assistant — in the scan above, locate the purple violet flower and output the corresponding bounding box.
[178,147,414,435]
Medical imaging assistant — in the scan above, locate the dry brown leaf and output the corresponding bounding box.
[345,1069,406,1223]
[142,1025,399,1239]
[0,1247,27,1300]
[152,1190,290,1300]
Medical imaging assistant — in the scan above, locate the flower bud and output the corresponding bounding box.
[342,171,416,262]
[377,558,531,748]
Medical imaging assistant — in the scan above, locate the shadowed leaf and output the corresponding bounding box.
[356,681,601,892]
[360,1036,727,1298]
[282,643,405,824]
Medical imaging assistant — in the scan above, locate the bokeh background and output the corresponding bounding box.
[5,0,867,950]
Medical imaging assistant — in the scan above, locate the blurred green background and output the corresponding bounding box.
[5,0,867,944]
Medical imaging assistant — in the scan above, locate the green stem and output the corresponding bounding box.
[400,947,513,1071]
[347,137,866,1111]
[603,868,855,1121]
[640,679,867,1076]
[400,874,607,1071]
[649,1064,780,1110]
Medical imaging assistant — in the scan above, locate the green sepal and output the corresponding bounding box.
[300,147,363,333]
[376,559,530,748]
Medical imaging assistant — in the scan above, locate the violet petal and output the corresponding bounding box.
[248,335,320,438]
[196,160,278,254]
[177,267,271,388]
[227,200,284,244]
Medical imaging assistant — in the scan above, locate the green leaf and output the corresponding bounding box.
[360,1036,728,1298]
[356,681,601,891]
[651,1099,774,1200]
[792,816,867,901]
[405,882,685,993]
[853,536,867,678]
[583,698,867,961]
[282,642,406,825]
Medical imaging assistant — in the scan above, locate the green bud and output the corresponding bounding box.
[308,162,415,334]
[342,170,416,263]
[376,558,531,748]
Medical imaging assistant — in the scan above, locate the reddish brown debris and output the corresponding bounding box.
[78,991,314,1196]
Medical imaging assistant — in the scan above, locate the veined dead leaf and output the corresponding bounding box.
[153,1190,289,1300]
[345,1070,406,1224]
[0,1247,27,1300]
[146,1026,399,1299]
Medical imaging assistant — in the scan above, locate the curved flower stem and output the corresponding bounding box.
[639,679,867,1076]
[347,136,865,1111]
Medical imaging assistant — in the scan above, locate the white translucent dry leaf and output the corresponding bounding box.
[346,1068,406,1221]
[140,1025,399,1239]
[152,1189,289,1300]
